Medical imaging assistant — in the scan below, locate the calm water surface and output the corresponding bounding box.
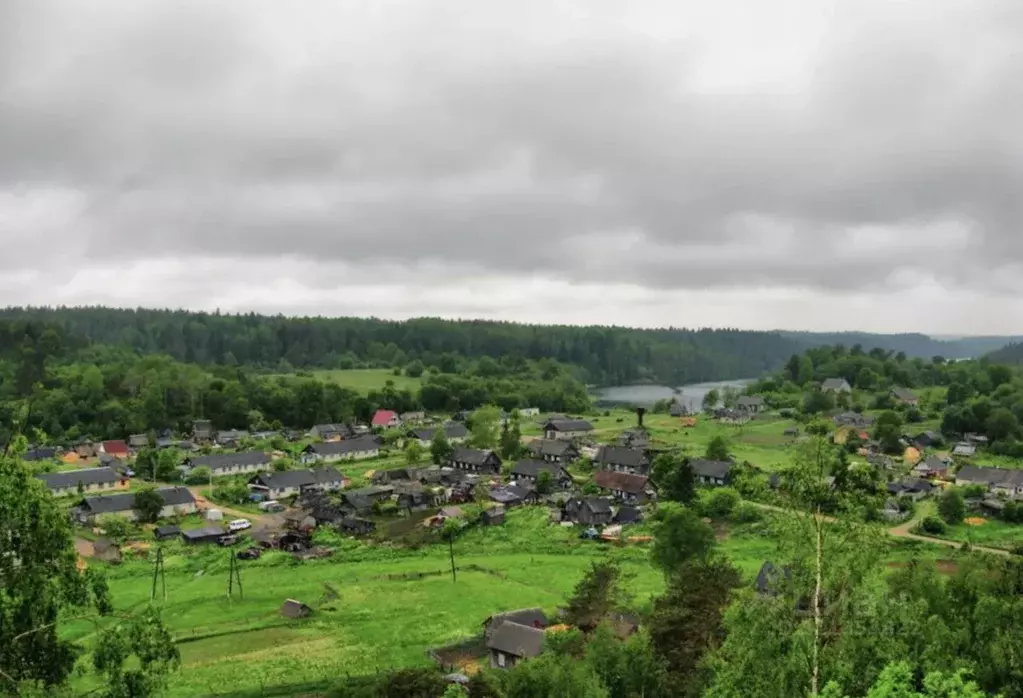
[595,379,754,409]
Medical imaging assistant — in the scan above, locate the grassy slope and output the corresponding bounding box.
[266,369,423,395]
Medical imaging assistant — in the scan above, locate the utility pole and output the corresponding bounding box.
[150,547,166,601]
[227,553,243,600]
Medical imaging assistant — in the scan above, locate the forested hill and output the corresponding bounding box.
[0,306,804,385]
[2,306,1017,385]
[984,342,1023,366]
[779,331,1023,360]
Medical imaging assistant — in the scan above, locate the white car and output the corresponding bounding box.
[228,519,252,532]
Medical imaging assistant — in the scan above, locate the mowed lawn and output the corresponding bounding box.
[265,368,423,395]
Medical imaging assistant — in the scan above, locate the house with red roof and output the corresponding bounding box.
[100,440,130,458]
[371,410,400,428]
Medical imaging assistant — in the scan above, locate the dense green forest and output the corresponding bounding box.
[779,331,1023,360]
[0,306,809,385]
[983,341,1023,366]
[0,317,590,443]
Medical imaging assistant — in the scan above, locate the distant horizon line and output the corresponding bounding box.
[2,303,1023,341]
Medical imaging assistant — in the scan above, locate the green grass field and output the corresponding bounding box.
[270,369,423,395]
[69,504,965,697]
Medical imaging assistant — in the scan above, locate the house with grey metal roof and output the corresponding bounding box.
[447,447,502,474]
[689,459,733,486]
[595,446,650,475]
[510,460,572,488]
[526,439,579,463]
[487,621,545,669]
[821,378,852,393]
[185,451,271,477]
[37,467,125,497]
[301,436,380,464]
[542,418,593,440]
[249,467,346,499]
[76,486,197,522]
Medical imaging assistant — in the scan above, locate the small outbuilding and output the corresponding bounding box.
[280,599,312,619]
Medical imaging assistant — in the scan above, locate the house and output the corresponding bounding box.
[181,526,227,545]
[913,455,950,479]
[489,485,536,508]
[887,479,936,501]
[833,412,874,428]
[890,387,919,406]
[154,524,182,541]
[128,433,149,449]
[542,419,594,440]
[616,430,649,449]
[408,423,469,446]
[594,446,650,475]
[482,505,506,525]
[483,608,549,641]
[956,466,1023,497]
[952,442,977,458]
[447,447,502,474]
[309,424,352,441]
[487,621,545,669]
[23,446,58,462]
[754,561,792,595]
[821,378,852,393]
[372,410,401,428]
[339,516,376,535]
[965,433,990,445]
[185,451,271,477]
[737,396,765,413]
[281,599,312,619]
[215,429,249,447]
[510,460,573,488]
[99,440,130,459]
[400,411,426,423]
[563,496,614,526]
[371,467,421,485]
[613,506,643,524]
[593,471,652,504]
[37,467,126,497]
[193,420,214,442]
[343,485,394,509]
[300,436,380,464]
[526,439,579,463]
[519,408,540,417]
[669,403,691,417]
[913,431,942,448]
[689,459,733,486]
[73,441,98,458]
[76,486,197,523]
[249,467,347,499]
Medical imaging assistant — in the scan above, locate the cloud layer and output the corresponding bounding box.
[2,0,1023,331]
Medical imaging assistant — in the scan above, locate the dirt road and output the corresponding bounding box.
[187,487,273,525]
[749,502,1009,557]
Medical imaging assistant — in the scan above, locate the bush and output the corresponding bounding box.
[938,488,966,525]
[705,488,740,519]
[184,466,212,485]
[920,516,947,535]
[731,502,762,524]
[1011,543,1023,556]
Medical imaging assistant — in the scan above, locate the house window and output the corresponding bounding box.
[497,652,506,668]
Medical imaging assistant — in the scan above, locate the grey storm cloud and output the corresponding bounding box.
[2,0,1023,293]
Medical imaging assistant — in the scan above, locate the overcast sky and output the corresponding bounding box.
[2,0,1022,333]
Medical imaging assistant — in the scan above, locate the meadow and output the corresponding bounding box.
[269,368,423,395]
[69,504,964,698]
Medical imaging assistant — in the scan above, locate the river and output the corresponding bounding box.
[594,379,755,410]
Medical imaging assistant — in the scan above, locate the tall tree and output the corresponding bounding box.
[469,405,502,449]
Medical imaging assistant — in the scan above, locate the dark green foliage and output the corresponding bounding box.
[920,516,947,534]
[937,488,966,525]
[705,436,730,462]
[132,487,165,524]
[562,561,633,633]
[650,453,696,504]
[650,504,716,577]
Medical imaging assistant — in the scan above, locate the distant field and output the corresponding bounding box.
[267,369,423,395]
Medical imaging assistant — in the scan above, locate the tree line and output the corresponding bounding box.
[0,318,590,443]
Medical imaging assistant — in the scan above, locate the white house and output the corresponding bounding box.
[542,418,593,440]
[185,451,271,478]
[249,467,347,499]
[301,436,380,464]
[37,467,128,498]
[76,487,197,523]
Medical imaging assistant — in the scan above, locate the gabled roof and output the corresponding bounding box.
[593,471,649,494]
[188,451,270,472]
[410,423,469,441]
[82,486,195,515]
[953,442,977,456]
[511,459,567,479]
[755,561,792,594]
[38,467,120,490]
[569,496,613,514]
[449,447,500,466]
[216,429,249,442]
[821,378,850,390]
[595,446,649,468]
[371,410,397,426]
[23,447,57,461]
[527,439,578,458]
[486,621,545,658]
[306,437,380,456]
[614,506,643,524]
[253,468,343,490]
[956,465,1023,487]
[543,418,593,432]
[916,455,948,471]
[102,440,129,454]
[891,387,918,401]
[485,608,548,630]
[182,526,226,540]
[689,459,733,480]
